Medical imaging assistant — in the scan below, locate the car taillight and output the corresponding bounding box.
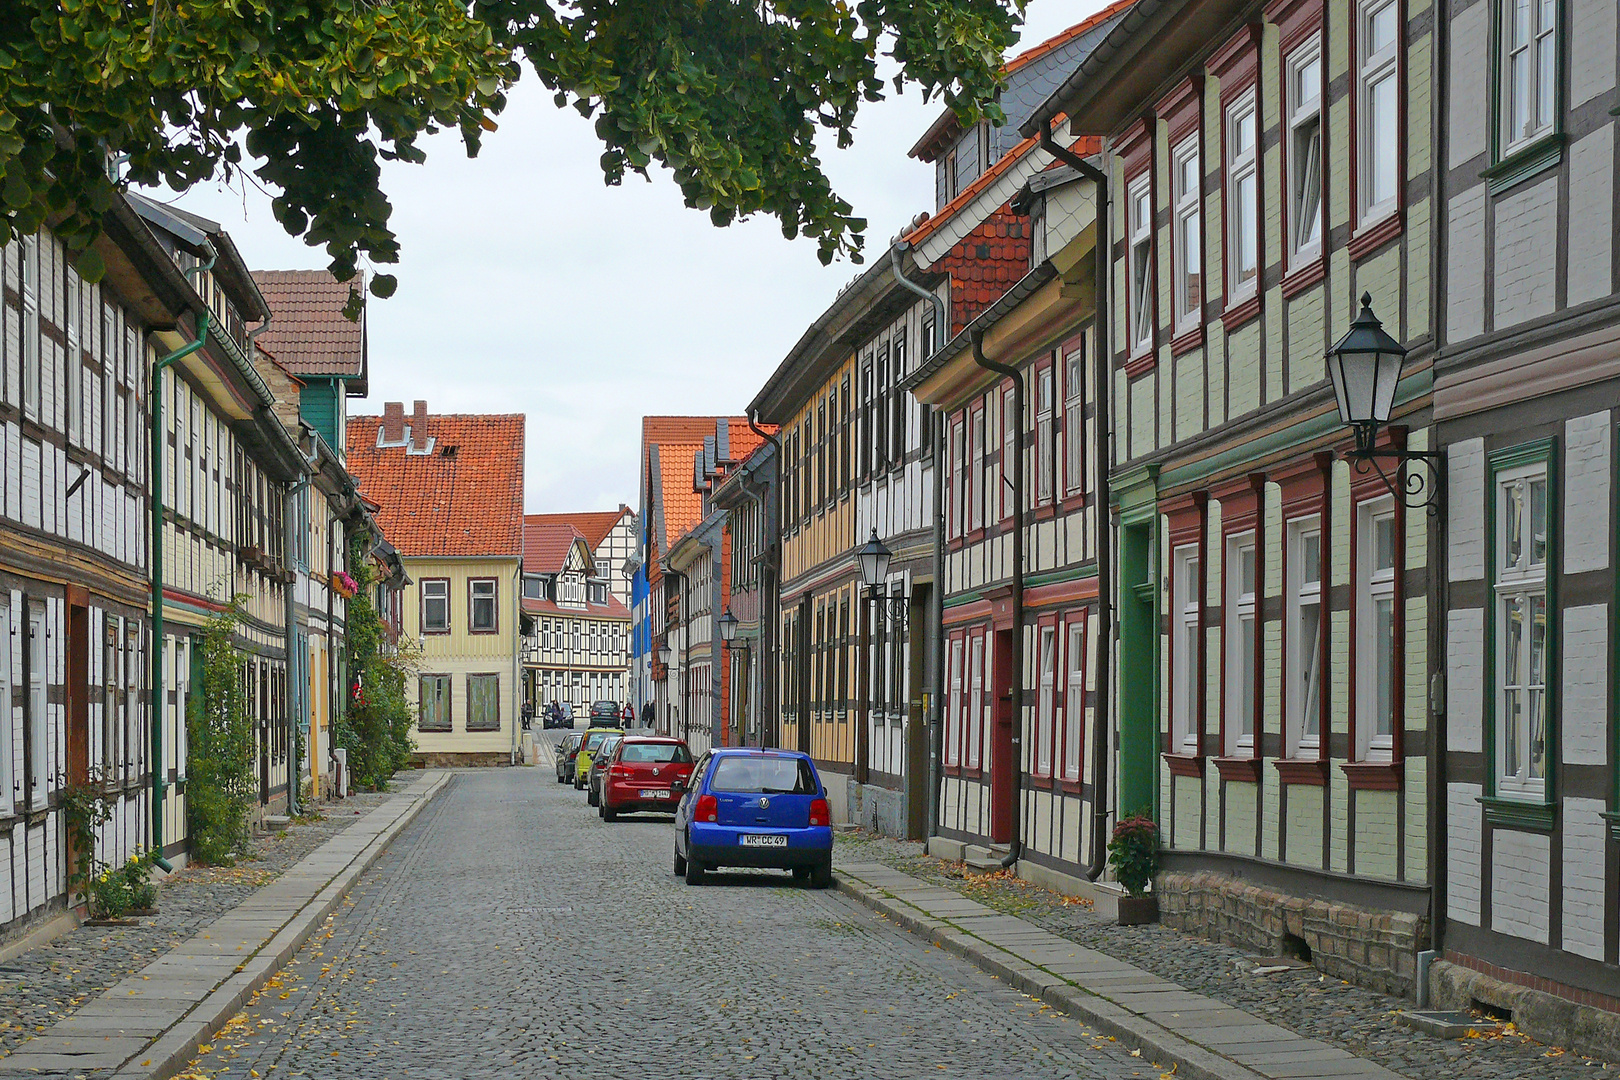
[694,794,718,823]
[609,764,628,777]
[809,797,830,827]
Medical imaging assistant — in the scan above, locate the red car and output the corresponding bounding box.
[599,737,695,821]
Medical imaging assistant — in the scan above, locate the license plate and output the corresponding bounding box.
[740,833,788,847]
[638,789,670,799]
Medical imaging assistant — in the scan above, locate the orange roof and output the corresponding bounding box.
[521,595,630,620]
[250,270,366,379]
[643,417,774,556]
[346,411,524,559]
[524,507,630,553]
[523,519,589,575]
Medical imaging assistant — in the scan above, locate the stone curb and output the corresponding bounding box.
[102,772,452,1080]
[835,873,1266,1080]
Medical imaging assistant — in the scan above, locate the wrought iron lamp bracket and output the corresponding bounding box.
[1345,427,1445,516]
[864,587,910,632]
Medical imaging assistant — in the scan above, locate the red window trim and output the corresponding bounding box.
[1119,115,1157,369]
[969,397,987,534]
[1033,355,1058,510]
[1342,426,1407,788]
[1059,330,1088,502]
[1157,76,1205,343]
[468,576,499,635]
[420,577,451,635]
[1162,490,1209,770]
[1273,451,1333,778]
[1270,0,1327,280]
[1000,385,1017,524]
[1058,610,1089,791]
[1031,612,1060,780]
[1214,472,1266,774]
[1212,23,1264,324]
[1348,0,1407,243]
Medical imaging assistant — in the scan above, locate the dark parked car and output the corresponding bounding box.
[554,732,583,784]
[542,702,575,729]
[673,749,833,888]
[588,700,624,728]
[585,734,623,807]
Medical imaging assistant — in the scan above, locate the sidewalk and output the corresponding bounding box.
[837,861,1407,1080]
[0,770,449,1080]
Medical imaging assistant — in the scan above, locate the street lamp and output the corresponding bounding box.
[716,607,739,644]
[1326,293,1443,514]
[656,641,672,667]
[856,528,892,596]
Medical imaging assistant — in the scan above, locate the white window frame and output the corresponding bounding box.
[1036,366,1055,503]
[469,578,497,633]
[1358,0,1401,224]
[1128,175,1154,355]
[65,274,82,445]
[1225,532,1257,756]
[1286,517,1323,758]
[1035,625,1056,778]
[21,236,40,420]
[968,634,984,770]
[1494,462,1548,799]
[970,407,985,531]
[1499,0,1558,155]
[1173,545,1201,755]
[1286,37,1324,263]
[0,607,11,816]
[1171,137,1201,330]
[28,607,46,809]
[421,578,449,633]
[1357,497,1397,762]
[945,637,963,766]
[1063,619,1084,780]
[1225,91,1259,300]
[1063,336,1086,498]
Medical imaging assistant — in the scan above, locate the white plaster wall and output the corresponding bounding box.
[1447,439,1485,581]
[1564,412,1612,573]
[1561,604,1609,766]
[1567,127,1615,308]
[1570,0,1618,110]
[1448,2,1490,168]
[1447,608,1484,754]
[1562,797,1609,961]
[1493,176,1559,327]
[1490,829,1551,944]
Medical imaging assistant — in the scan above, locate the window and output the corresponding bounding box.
[859,362,874,478]
[1225,534,1257,756]
[945,637,963,766]
[1287,39,1324,261]
[1002,388,1017,519]
[890,329,907,467]
[875,343,890,472]
[419,675,451,731]
[21,236,39,419]
[0,608,11,815]
[1499,0,1557,154]
[1494,462,1548,798]
[1171,139,1201,328]
[840,373,852,490]
[65,275,82,444]
[1173,546,1201,755]
[27,608,46,808]
[969,407,985,531]
[1063,337,1086,498]
[523,577,542,600]
[1035,626,1056,778]
[949,417,966,539]
[1357,499,1397,761]
[1037,367,1055,503]
[103,616,119,779]
[1128,178,1154,353]
[1225,92,1259,296]
[1062,619,1084,780]
[421,579,449,633]
[466,673,501,731]
[1359,0,1400,222]
[1286,519,1323,757]
[967,634,985,769]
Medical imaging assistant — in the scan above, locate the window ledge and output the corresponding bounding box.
[1274,757,1328,785]
[1220,294,1262,333]
[1348,211,1403,262]
[1164,752,1205,778]
[1170,326,1204,358]
[1483,133,1565,196]
[1603,810,1620,844]
[1124,351,1157,378]
[1341,760,1402,790]
[1214,756,1261,783]
[1280,256,1325,299]
[1060,493,1089,514]
[1481,795,1555,831]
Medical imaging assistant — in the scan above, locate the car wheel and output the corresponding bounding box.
[602,805,617,822]
[792,866,811,882]
[810,858,833,890]
[587,786,599,807]
[684,853,705,886]
[673,847,686,875]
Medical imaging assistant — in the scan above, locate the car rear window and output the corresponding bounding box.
[709,756,817,794]
[620,742,691,764]
[582,732,613,752]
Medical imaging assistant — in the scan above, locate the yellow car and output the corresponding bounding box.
[574,728,621,790]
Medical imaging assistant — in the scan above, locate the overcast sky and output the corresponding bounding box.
[152,1,1105,515]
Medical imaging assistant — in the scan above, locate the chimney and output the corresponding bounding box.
[410,400,429,451]
[382,402,404,444]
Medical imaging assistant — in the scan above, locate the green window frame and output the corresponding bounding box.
[1483,0,1565,194]
[418,674,451,732]
[1481,438,1557,830]
[466,673,501,732]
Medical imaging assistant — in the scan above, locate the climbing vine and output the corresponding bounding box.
[60,773,116,898]
[186,595,257,865]
[334,541,418,791]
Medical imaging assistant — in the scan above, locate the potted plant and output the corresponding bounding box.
[1108,812,1160,925]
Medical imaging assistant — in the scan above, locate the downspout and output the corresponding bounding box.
[747,411,782,749]
[972,330,1025,869]
[148,303,212,873]
[1040,118,1116,881]
[284,449,317,817]
[889,243,949,839]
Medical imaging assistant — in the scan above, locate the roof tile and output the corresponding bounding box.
[250,270,365,378]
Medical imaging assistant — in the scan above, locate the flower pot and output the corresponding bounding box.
[1117,894,1159,926]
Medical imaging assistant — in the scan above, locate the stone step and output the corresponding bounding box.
[261,816,291,833]
[962,844,1010,872]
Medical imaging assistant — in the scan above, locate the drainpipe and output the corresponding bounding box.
[1040,119,1116,881]
[284,463,313,816]
[747,411,782,748]
[889,243,949,840]
[971,330,1025,869]
[148,303,211,873]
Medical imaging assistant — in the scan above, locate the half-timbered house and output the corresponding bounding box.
[521,519,631,716]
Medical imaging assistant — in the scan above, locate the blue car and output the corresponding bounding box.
[672,748,834,888]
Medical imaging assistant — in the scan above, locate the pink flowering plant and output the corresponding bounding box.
[1107,813,1160,897]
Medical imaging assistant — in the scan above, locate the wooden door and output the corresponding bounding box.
[990,628,1014,844]
[64,591,90,786]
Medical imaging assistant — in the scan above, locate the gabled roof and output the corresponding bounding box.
[523,519,594,576]
[524,506,632,553]
[643,417,770,559]
[250,270,368,393]
[521,595,631,620]
[346,412,524,559]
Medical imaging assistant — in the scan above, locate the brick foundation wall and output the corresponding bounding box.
[410,752,509,768]
[1432,956,1620,1062]
[1157,870,1428,998]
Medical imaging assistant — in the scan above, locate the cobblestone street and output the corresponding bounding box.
[179,756,1166,1080]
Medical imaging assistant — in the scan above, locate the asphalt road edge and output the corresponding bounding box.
[110,771,453,1080]
[834,873,1268,1080]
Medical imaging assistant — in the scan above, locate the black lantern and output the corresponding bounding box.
[717,608,739,644]
[657,641,673,666]
[856,528,892,592]
[1327,292,1407,455]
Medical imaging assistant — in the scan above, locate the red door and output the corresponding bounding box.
[989,629,1014,843]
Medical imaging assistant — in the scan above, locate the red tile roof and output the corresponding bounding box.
[523,520,589,575]
[346,412,524,559]
[521,595,630,620]
[524,507,630,553]
[642,417,774,558]
[249,270,366,379]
